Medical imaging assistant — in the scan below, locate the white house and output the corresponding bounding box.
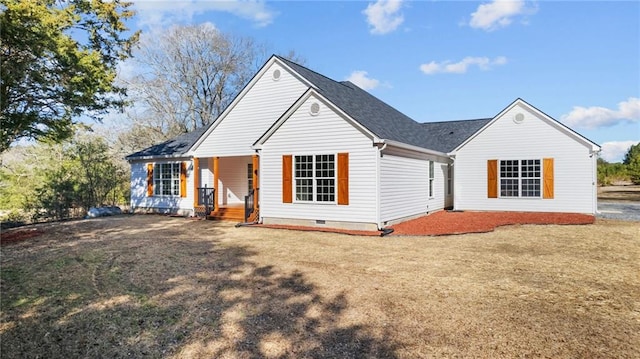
[126,55,600,231]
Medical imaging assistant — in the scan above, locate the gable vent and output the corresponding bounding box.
[514,113,525,124]
[309,102,320,116]
[272,69,281,81]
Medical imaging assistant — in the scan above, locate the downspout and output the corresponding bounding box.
[376,141,388,232]
[591,149,600,215]
[448,154,457,211]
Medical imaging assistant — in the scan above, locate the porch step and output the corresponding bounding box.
[209,207,244,221]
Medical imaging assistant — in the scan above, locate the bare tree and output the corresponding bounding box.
[122,24,266,141]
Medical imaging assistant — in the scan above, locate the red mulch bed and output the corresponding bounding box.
[390,211,595,236]
[1,229,44,245]
[255,211,595,237]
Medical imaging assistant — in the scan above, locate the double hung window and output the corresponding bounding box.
[154,163,181,196]
[294,154,335,202]
[500,159,541,197]
[428,161,435,198]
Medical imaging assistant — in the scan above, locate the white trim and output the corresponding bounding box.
[383,139,448,157]
[253,88,380,147]
[292,153,338,204]
[497,158,543,199]
[449,98,601,155]
[190,56,316,153]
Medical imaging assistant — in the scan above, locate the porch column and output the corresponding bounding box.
[252,154,259,213]
[213,156,219,212]
[192,157,200,208]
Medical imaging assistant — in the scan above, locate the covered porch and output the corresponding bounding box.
[193,154,259,222]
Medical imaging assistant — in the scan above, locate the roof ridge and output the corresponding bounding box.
[274,55,353,90]
[421,118,492,124]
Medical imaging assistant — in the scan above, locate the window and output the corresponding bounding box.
[500,159,541,197]
[447,164,452,196]
[294,154,335,202]
[247,163,253,194]
[428,161,434,198]
[154,163,181,196]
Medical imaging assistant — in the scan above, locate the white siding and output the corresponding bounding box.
[380,146,449,223]
[193,63,308,157]
[217,156,252,205]
[260,95,379,227]
[454,103,597,214]
[198,159,213,188]
[130,159,195,214]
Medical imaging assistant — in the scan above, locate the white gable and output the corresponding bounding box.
[453,99,598,214]
[453,99,600,154]
[192,58,309,157]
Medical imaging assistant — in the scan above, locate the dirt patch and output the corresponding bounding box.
[0,229,43,245]
[391,211,595,236]
[598,185,640,202]
[1,216,638,358]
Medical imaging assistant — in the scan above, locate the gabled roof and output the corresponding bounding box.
[125,126,207,161]
[276,56,436,150]
[451,98,600,154]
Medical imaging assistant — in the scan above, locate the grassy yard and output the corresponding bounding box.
[1,215,639,358]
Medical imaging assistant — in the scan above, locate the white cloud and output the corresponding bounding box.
[419,56,508,75]
[346,71,380,90]
[561,97,640,129]
[469,0,535,31]
[600,141,637,163]
[363,0,404,35]
[132,0,276,29]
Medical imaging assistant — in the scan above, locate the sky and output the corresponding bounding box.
[122,0,639,162]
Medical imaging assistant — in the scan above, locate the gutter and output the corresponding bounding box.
[382,139,448,158]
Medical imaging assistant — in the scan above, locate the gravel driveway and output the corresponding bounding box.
[597,201,640,221]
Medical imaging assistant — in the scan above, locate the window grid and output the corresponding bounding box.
[295,156,313,201]
[247,163,253,194]
[154,163,180,196]
[447,164,452,196]
[499,159,541,198]
[521,160,541,197]
[294,154,335,203]
[428,161,435,198]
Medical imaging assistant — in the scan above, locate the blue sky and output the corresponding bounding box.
[125,0,639,162]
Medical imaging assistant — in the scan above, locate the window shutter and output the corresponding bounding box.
[147,163,154,197]
[337,153,349,205]
[487,159,498,198]
[543,158,554,199]
[180,162,187,198]
[282,155,292,203]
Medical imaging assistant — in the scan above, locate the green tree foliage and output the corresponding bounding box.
[597,157,628,186]
[623,142,640,184]
[1,134,129,222]
[0,0,139,153]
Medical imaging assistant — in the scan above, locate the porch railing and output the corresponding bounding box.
[197,186,215,217]
[244,188,258,222]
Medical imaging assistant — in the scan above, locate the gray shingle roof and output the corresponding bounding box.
[127,56,494,160]
[278,56,489,153]
[125,126,207,160]
[277,56,432,149]
[420,118,491,153]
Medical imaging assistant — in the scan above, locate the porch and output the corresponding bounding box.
[193,154,259,222]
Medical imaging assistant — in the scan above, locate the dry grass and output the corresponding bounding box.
[1,215,639,358]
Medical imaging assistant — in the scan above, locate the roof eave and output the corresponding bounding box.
[126,153,193,162]
[383,139,448,157]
